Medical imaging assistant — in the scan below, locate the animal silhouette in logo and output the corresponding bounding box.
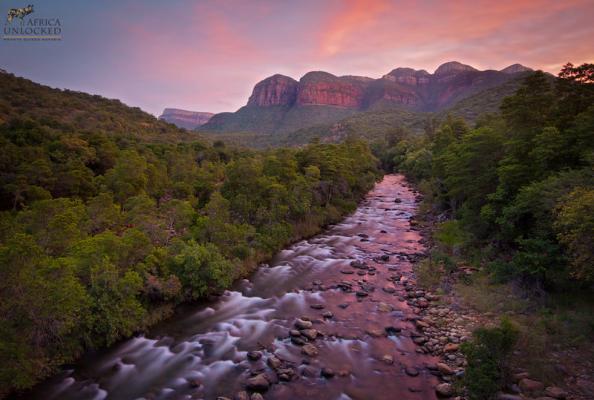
[7,5,34,23]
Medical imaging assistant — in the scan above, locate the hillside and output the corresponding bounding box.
[0,71,198,143]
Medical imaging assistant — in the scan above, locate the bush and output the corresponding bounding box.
[461,318,519,400]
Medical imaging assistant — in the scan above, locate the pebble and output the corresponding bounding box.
[519,378,544,394]
[301,329,318,341]
[382,354,394,364]
[436,362,454,375]
[247,351,262,361]
[267,356,282,369]
[295,319,313,330]
[301,344,318,357]
[435,382,453,397]
[321,367,335,378]
[234,391,249,400]
[405,367,419,377]
[245,374,269,392]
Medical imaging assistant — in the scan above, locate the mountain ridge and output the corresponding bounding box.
[201,61,533,134]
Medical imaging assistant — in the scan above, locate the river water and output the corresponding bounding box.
[22,174,439,400]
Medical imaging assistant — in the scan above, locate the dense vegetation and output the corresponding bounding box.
[374,64,594,399]
[0,72,381,395]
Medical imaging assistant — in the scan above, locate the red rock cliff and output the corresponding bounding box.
[296,72,369,108]
[247,74,298,107]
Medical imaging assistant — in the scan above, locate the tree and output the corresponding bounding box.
[554,188,594,283]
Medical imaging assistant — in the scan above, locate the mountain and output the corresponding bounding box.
[159,108,214,130]
[200,61,533,135]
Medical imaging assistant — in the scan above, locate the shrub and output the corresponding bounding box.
[461,318,519,400]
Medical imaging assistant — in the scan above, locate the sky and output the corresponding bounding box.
[1,0,594,116]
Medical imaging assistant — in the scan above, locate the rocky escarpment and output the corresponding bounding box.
[247,74,298,107]
[200,61,533,134]
[296,72,371,108]
[159,108,214,130]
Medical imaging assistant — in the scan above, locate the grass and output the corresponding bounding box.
[455,272,594,385]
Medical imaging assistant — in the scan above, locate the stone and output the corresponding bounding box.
[436,362,454,375]
[512,372,530,382]
[247,351,262,361]
[289,329,301,337]
[444,343,459,352]
[405,367,419,377]
[382,354,394,364]
[544,386,567,399]
[519,378,544,394]
[338,303,350,309]
[301,344,318,357]
[310,304,325,310]
[291,336,306,346]
[267,356,282,369]
[377,302,393,312]
[385,326,401,336]
[382,286,396,294]
[322,311,333,319]
[234,391,249,400]
[188,378,201,388]
[435,383,454,397]
[301,329,318,341]
[250,394,264,400]
[321,367,335,378]
[245,374,269,392]
[356,291,368,298]
[497,394,522,400]
[295,319,313,330]
[366,328,385,338]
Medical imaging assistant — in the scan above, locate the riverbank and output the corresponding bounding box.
[408,197,594,400]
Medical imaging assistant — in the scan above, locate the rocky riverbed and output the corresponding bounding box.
[18,175,481,400]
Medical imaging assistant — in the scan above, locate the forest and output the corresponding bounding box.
[0,72,381,394]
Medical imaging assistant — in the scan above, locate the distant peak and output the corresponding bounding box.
[256,74,298,84]
[299,71,339,82]
[434,61,478,76]
[385,67,430,77]
[500,64,533,74]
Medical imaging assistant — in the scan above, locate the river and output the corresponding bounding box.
[21,174,440,400]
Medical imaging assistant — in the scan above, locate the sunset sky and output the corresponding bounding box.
[2,0,594,116]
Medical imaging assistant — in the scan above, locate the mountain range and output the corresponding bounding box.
[193,61,532,137]
[159,108,214,130]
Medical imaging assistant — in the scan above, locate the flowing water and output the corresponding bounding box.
[21,174,439,400]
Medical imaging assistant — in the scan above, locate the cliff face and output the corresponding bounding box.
[159,109,214,130]
[247,74,298,107]
[296,72,370,108]
[200,61,533,134]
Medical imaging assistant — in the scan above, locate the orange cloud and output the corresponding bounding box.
[320,0,389,56]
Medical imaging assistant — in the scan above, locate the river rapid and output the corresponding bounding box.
[22,174,440,400]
